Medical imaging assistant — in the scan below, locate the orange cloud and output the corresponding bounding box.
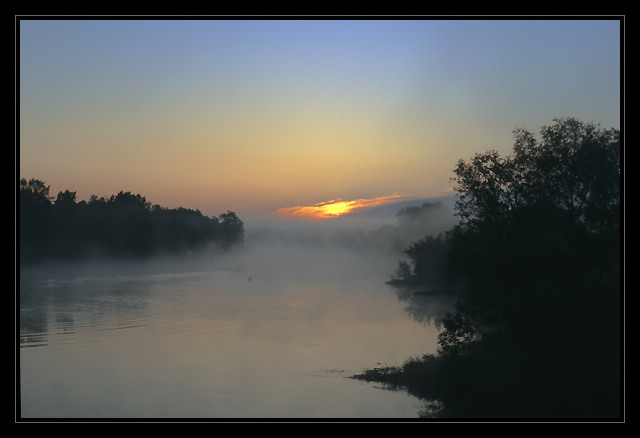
[276,189,453,221]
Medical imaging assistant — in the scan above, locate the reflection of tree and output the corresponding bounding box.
[19,296,49,348]
[392,286,459,327]
[19,182,245,263]
[20,275,154,348]
[370,118,621,418]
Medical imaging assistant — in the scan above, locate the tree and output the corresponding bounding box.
[451,117,620,234]
[437,118,621,416]
[445,117,620,336]
[375,118,621,418]
[19,181,245,262]
[511,117,620,233]
[451,150,515,229]
[55,190,77,208]
[20,178,51,204]
[219,211,244,247]
[19,178,53,261]
[109,191,151,211]
[402,234,449,286]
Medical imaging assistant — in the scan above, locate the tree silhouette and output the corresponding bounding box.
[445,117,620,349]
[219,211,245,248]
[356,118,621,419]
[19,179,54,261]
[18,182,245,263]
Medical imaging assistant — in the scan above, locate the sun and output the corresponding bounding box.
[319,201,353,217]
[275,199,355,220]
[276,195,395,220]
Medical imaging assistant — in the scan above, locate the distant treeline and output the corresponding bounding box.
[356,117,622,418]
[19,179,244,263]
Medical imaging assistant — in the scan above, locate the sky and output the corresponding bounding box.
[18,17,622,220]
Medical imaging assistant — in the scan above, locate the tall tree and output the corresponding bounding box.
[444,117,620,344]
[374,118,621,418]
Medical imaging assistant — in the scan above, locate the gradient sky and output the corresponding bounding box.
[19,18,621,219]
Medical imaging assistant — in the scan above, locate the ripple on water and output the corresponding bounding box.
[19,269,253,351]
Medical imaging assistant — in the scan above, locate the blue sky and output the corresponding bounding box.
[19,18,622,218]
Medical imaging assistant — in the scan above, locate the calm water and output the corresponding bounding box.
[19,242,443,419]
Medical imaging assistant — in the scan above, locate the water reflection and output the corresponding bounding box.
[20,273,153,349]
[391,285,460,328]
[19,252,439,419]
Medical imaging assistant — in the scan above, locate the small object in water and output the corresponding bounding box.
[248,276,252,281]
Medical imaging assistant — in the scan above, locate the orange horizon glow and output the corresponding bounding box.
[275,189,454,221]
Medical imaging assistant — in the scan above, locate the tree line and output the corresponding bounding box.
[19,180,244,263]
[355,117,621,419]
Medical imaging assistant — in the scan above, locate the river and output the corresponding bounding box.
[18,236,444,420]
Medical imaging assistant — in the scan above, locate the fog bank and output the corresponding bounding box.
[20,196,458,289]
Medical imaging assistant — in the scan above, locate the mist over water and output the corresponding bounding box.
[19,197,459,419]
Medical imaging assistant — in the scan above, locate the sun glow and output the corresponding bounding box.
[321,201,352,217]
[275,190,453,221]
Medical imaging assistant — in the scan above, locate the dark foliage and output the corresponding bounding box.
[19,179,244,263]
[356,118,622,419]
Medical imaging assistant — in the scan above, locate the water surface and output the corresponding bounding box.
[19,243,442,419]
